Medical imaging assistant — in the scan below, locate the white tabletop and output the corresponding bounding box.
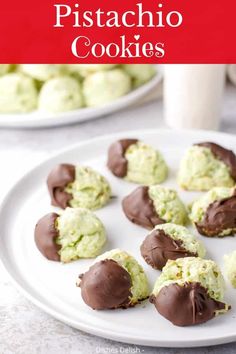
[0,84,236,354]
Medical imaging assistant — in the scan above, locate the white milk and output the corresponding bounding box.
[164,64,226,130]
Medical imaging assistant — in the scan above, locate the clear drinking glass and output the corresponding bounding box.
[164,64,226,130]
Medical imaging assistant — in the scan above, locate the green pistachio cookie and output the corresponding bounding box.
[83,69,131,107]
[67,64,117,77]
[34,208,106,263]
[122,185,188,230]
[123,64,156,88]
[150,257,229,326]
[148,185,188,225]
[154,223,206,257]
[38,76,83,113]
[154,224,205,258]
[56,207,106,262]
[0,64,11,76]
[47,164,111,210]
[178,145,235,191]
[189,187,236,237]
[66,166,111,210]
[107,139,168,185]
[125,141,168,185]
[224,251,236,288]
[0,73,37,113]
[21,64,65,81]
[97,249,149,305]
[141,223,206,270]
[152,257,225,301]
[78,249,149,310]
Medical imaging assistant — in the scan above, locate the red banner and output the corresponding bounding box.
[0,0,235,63]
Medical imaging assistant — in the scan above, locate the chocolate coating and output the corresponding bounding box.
[196,192,236,236]
[150,282,226,326]
[122,186,164,229]
[79,259,132,310]
[107,139,138,178]
[141,229,196,270]
[34,213,60,261]
[196,142,236,181]
[47,164,75,209]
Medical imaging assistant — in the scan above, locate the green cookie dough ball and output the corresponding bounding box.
[83,69,131,107]
[154,223,206,258]
[224,251,236,287]
[148,185,188,225]
[38,76,83,113]
[152,257,226,305]
[178,146,234,191]
[0,73,37,113]
[123,64,156,88]
[21,64,65,81]
[65,166,111,210]
[0,64,11,76]
[190,187,235,236]
[97,249,149,305]
[56,207,106,263]
[125,141,168,185]
[67,64,117,77]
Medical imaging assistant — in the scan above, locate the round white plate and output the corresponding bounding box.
[0,69,162,129]
[0,129,236,348]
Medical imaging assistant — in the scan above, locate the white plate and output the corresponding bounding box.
[0,69,162,129]
[0,129,236,348]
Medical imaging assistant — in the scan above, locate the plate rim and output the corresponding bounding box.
[1,128,236,348]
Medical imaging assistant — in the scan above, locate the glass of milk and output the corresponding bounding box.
[164,64,226,130]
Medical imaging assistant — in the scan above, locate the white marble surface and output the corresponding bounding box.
[0,84,236,354]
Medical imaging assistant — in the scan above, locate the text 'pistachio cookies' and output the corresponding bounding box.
[190,187,236,237]
[34,208,106,263]
[77,249,149,310]
[122,185,188,229]
[141,223,205,270]
[150,257,229,326]
[47,164,111,210]
[178,142,236,191]
[107,139,168,185]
